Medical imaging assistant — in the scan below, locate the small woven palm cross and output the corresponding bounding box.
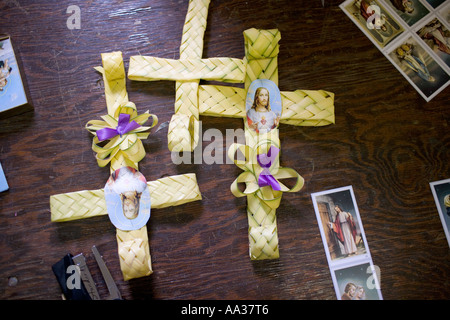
[50,52,202,281]
[128,0,335,260]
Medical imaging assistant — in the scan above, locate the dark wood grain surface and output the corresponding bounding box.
[0,0,449,301]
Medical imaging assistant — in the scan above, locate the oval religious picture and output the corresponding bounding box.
[104,166,151,231]
[246,79,282,134]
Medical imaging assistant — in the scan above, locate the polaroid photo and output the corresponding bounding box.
[415,16,450,69]
[332,261,383,300]
[0,35,32,118]
[383,0,431,27]
[385,34,450,100]
[311,186,371,266]
[340,0,405,50]
[429,178,450,247]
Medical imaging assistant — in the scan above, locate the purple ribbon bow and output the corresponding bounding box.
[97,113,141,142]
[257,146,281,191]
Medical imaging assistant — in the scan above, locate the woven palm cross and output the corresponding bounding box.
[128,0,335,260]
[50,51,202,281]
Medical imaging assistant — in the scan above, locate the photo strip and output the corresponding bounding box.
[429,178,450,247]
[340,0,450,101]
[311,186,383,300]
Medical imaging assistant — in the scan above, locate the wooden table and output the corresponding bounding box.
[0,0,449,300]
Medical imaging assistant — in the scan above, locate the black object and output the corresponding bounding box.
[52,254,91,300]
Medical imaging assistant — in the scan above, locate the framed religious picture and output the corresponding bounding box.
[0,35,33,119]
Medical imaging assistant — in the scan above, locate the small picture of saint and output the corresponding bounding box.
[104,166,151,231]
[311,186,369,262]
[246,79,282,134]
[334,263,383,300]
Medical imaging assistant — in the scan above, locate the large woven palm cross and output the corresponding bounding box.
[128,0,335,260]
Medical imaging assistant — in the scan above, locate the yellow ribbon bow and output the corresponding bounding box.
[85,101,158,170]
[227,139,304,209]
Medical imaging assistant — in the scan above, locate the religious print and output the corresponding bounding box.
[425,0,446,9]
[333,262,383,300]
[416,17,450,68]
[430,178,450,247]
[104,166,151,231]
[387,36,450,100]
[384,0,430,27]
[311,186,382,300]
[246,79,282,135]
[312,186,369,263]
[340,0,404,49]
[341,0,450,101]
[0,35,32,117]
[438,2,450,24]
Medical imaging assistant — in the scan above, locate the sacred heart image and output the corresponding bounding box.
[246,79,282,135]
[104,166,151,231]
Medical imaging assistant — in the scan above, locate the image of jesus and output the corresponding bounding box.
[246,87,280,134]
[329,205,358,256]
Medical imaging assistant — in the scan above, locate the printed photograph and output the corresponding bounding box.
[425,0,446,9]
[341,0,404,49]
[0,36,29,113]
[312,186,369,263]
[417,17,450,68]
[104,166,151,231]
[385,0,430,27]
[438,2,450,24]
[0,162,8,193]
[387,36,450,99]
[430,178,450,247]
[333,262,383,300]
[246,79,281,135]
